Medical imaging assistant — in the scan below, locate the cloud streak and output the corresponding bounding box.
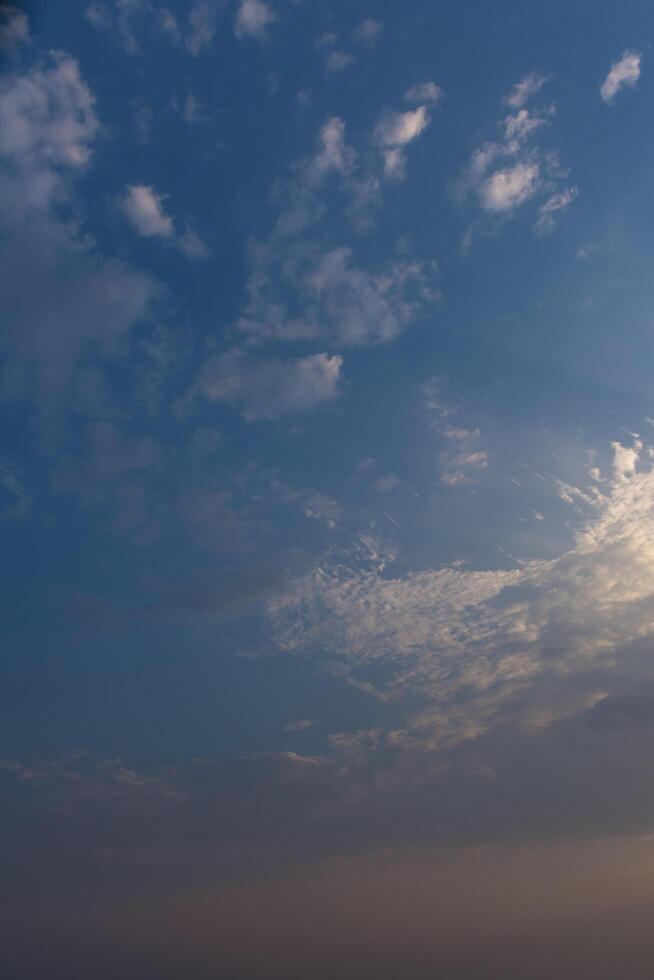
[601,50,641,104]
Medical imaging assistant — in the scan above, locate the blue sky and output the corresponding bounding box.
[4,2,654,976]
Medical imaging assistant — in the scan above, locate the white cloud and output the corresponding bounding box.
[120,184,174,238]
[600,50,641,104]
[0,51,98,179]
[186,1,218,55]
[325,50,354,73]
[441,450,489,485]
[196,350,343,421]
[504,107,550,150]
[178,225,209,259]
[479,161,540,212]
[238,246,434,347]
[0,5,31,55]
[424,379,489,485]
[284,719,314,732]
[308,117,356,182]
[533,186,577,236]
[0,457,30,518]
[373,106,430,180]
[119,184,208,257]
[85,0,181,55]
[373,474,401,492]
[373,106,430,148]
[351,18,383,48]
[456,79,573,235]
[0,52,157,396]
[405,82,443,105]
[306,248,431,345]
[303,493,341,527]
[612,437,641,480]
[504,71,548,108]
[234,0,275,40]
[267,439,654,753]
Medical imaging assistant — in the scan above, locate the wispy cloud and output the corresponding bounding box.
[119,184,208,258]
[455,72,575,237]
[196,350,343,420]
[234,0,275,40]
[600,50,641,104]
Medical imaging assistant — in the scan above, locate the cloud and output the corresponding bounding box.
[423,378,489,485]
[373,106,430,179]
[504,71,548,108]
[237,245,436,347]
[456,77,573,234]
[85,0,181,54]
[274,115,383,234]
[120,184,174,238]
[441,450,489,485]
[186,0,219,55]
[503,106,550,149]
[405,81,443,105]
[351,18,383,48]
[479,160,540,212]
[119,184,208,257]
[234,0,275,40]
[0,4,31,56]
[196,350,343,421]
[0,50,97,178]
[178,225,209,259]
[600,50,641,104]
[267,439,654,754]
[0,457,30,518]
[303,493,341,527]
[325,49,353,73]
[533,186,577,235]
[308,117,356,182]
[373,106,430,147]
[0,52,158,397]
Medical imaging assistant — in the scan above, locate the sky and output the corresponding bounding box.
[4,1,654,977]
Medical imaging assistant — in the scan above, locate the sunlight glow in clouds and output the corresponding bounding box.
[268,439,654,751]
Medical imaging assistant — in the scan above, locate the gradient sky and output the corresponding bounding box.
[4,2,654,977]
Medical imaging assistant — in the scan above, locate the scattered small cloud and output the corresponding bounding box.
[284,719,314,732]
[455,73,574,236]
[533,186,577,236]
[186,0,219,55]
[119,184,208,258]
[504,71,548,109]
[120,184,174,238]
[373,106,431,178]
[196,350,343,421]
[351,18,382,48]
[85,0,181,55]
[479,160,540,212]
[234,0,275,40]
[325,49,353,73]
[405,82,442,105]
[600,49,641,104]
[0,4,31,55]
